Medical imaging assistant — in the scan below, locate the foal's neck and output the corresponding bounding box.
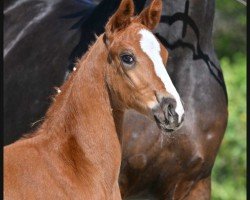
[38,35,122,190]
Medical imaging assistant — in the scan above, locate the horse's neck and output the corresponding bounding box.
[38,35,122,189]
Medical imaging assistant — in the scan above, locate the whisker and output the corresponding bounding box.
[30,117,44,127]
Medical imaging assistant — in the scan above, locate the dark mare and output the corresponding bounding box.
[4,0,95,144]
[4,0,228,199]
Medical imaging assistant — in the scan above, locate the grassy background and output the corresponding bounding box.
[211,1,246,199]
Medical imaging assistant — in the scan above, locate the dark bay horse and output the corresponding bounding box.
[4,0,228,199]
[4,0,94,144]
[5,1,184,199]
[119,1,228,199]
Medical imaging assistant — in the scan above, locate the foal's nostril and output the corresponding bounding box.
[167,104,175,116]
[161,98,177,124]
[168,109,172,117]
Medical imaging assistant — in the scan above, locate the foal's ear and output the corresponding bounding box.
[138,0,162,30]
[105,0,134,41]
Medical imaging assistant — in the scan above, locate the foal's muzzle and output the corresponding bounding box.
[152,97,184,132]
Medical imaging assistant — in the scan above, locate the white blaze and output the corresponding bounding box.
[139,29,184,122]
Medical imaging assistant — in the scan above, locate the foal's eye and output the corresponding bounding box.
[120,54,135,66]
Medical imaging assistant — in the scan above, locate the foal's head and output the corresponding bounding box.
[104,0,184,131]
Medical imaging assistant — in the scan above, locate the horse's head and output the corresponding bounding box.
[104,0,184,132]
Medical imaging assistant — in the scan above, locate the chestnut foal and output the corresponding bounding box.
[4,0,184,199]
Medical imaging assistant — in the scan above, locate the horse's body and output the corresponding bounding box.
[4,0,228,199]
[4,0,87,144]
[120,1,228,199]
[4,1,185,199]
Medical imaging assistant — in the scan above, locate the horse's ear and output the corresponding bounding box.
[138,0,162,30]
[105,0,134,42]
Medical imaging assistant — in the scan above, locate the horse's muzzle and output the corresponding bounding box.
[152,97,184,132]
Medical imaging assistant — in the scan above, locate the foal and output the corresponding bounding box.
[4,0,184,199]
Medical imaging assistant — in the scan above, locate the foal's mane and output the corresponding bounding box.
[19,33,102,141]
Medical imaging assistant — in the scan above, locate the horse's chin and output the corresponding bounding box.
[154,116,183,133]
[156,123,175,133]
[161,127,175,132]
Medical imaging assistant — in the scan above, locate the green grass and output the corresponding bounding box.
[211,53,246,200]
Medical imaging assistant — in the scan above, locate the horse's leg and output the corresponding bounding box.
[160,176,211,200]
[185,177,211,200]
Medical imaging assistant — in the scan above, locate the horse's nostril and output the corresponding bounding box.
[167,103,175,117]
[165,107,176,125]
[161,97,176,121]
[168,109,172,117]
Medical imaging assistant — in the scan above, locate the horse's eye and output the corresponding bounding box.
[120,54,135,65]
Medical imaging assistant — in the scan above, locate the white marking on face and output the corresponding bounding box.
[139,29,184,122]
